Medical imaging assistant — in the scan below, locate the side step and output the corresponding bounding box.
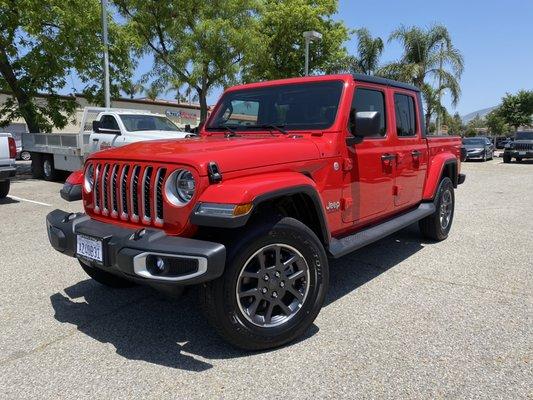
[328,203,436,258]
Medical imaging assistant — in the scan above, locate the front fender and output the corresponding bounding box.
[197,171,320,205]
[423,153,457,200]
[192,172,329,241]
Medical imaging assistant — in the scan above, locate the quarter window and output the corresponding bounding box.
[352,88,386,136]
[394,94,417,137]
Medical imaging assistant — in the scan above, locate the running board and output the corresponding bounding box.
[328,203,436,258]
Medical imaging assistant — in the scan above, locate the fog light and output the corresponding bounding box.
[146,255,167,275]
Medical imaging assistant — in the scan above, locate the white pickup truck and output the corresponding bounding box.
[23,107,191,182]
[0,133,17,199]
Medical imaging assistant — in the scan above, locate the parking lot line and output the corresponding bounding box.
[8,195,52,207]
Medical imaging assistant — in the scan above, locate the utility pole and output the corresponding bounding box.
[436,42,443,134]
[303,31,323,76]
[101,0,111,108]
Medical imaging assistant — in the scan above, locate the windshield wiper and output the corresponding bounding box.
[210,124,238,137]
[250,124,288,135]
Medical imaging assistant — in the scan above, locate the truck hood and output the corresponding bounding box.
[90,135,321,175]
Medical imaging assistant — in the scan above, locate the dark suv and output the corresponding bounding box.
[503,131,533,163]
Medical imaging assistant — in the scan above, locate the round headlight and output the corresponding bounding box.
[165,169,196,206]
[84,164,94,192]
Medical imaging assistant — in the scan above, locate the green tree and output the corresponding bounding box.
[351,28,383,75]
[115,0,262,124]
[144,83,160,101]
[485,109,510,135]
[464,114,485,137]
[0,0,131,132]
[444,112,464,136]
[244,0,349,80]
[380,24,463,131]
[498,90,533,130]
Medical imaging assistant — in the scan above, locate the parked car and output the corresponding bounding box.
[462,137,494,161]
[46,74,465,350]
[503,131,533,163]
[0,133,17,198]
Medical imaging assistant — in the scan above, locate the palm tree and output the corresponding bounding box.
[329,28,383,75]
[353,28,384,75]
[379,24,464,131]
[121,80,144,99]
[144,84,160,101]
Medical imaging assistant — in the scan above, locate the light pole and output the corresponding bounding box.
[303,31,322,76]
[101,0,111,108]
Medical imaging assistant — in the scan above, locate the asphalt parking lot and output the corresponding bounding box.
[0,159,531,399]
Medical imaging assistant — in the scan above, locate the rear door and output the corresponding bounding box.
[392,91,428,208]
[342,84,396,224]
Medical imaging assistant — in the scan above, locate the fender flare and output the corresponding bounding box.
[423,154,458,200]
[191,172,330,244]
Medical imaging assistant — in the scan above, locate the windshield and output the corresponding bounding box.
[515,131,533,140]
[207,81,344,131]
[462,138,485,145]
[120,115,182,132]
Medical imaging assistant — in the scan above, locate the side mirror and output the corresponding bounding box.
[92,120,101,133]
[93,120,121,135]
[346,110,381,146]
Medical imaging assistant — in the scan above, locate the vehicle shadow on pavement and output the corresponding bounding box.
[325,223,425,307]
[49,224,424,371]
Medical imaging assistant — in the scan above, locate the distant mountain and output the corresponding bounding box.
[462,106,498,123]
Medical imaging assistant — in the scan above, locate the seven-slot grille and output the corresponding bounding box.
[91,162,167,226]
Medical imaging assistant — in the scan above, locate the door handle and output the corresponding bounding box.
[381,153,396,161]
[92,138,99,142]
[411,150,421,158]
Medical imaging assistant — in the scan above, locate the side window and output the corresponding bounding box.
[352,88,386,136]
[100,115,120,130]
[394,94,417,137]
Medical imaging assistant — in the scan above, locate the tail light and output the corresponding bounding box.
[8,137,16,159]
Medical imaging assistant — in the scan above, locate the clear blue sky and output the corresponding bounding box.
[72,0,532,116]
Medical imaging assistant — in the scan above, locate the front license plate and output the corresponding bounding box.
[519,151,526,156]
[77,235,103,263]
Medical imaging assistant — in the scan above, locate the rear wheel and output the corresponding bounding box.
[42,155,60,181]
[0,180,10,199]
[31,153,44,178]
[419,177,455,241]
[79,260,135,288]
[20,151,31,161]
[503,153,511,163]
[200,217,329,350]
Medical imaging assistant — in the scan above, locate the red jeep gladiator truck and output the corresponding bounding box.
[46,74,465,350]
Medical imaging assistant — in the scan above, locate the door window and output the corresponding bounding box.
[394,94,417,137]
[351,88,386,136]
[100,115,120,130]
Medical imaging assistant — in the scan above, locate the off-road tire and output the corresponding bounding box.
[0,180,10,199]
[199,217,329,351]
[503,153,511,163]
[79,260,135,288]
[419,177,455,241]
[516,157,523,163]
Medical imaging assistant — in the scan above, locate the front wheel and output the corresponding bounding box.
[200,217,329,350]
[516,157,523,163]
[0,180,10,199]
[503,153,511,163]
[419,177,455,241]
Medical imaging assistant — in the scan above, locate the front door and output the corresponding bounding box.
[392,92,428,208]
[91,115,121,153]
[342,85,396,225]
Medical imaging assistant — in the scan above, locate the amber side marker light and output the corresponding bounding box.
[194,202,253,218]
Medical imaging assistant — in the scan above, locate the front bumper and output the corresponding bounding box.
[60,182,82,201]
[46,209,226,287]
[0,165,16,180]
[505,150,533,159]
